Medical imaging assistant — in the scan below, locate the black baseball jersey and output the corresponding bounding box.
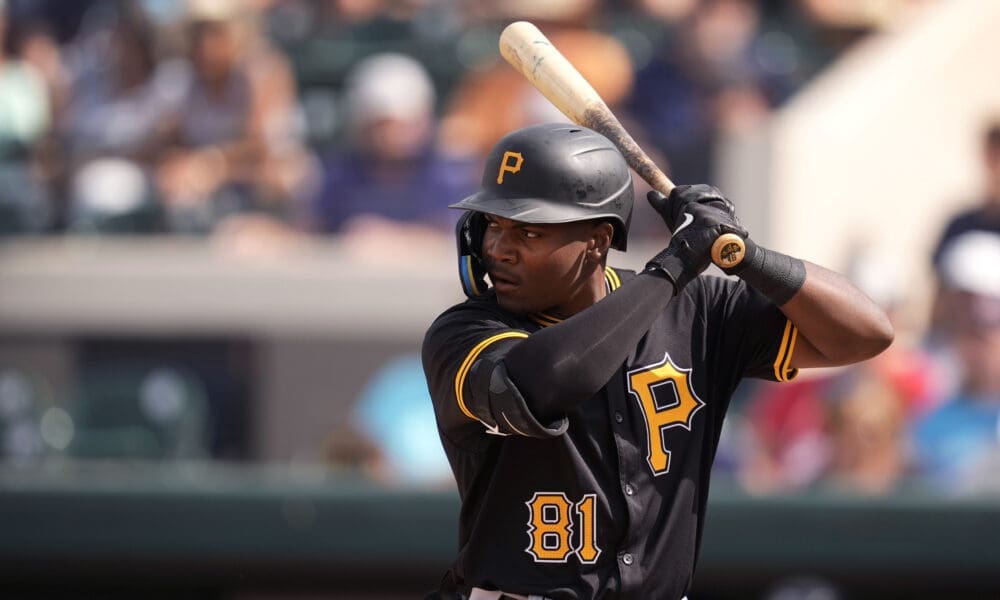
[422,267,799,600]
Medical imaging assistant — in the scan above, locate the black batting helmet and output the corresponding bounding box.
[450,123,634,250]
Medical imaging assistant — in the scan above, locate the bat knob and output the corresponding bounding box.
[711,233,746,269]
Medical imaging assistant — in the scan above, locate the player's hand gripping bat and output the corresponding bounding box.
[498,21,746,269]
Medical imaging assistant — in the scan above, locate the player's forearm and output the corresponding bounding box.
[721,235,893,367]
[782,261,894,368]
[503,273,676,421]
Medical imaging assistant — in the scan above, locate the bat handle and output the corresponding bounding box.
[615,134,745,269]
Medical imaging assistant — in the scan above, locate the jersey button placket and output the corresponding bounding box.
[608,370,642,595]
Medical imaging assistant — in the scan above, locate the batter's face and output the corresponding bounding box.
[481,214,613,317]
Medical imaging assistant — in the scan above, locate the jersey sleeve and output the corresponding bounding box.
[699,275,800,383]
[421,303,568,444]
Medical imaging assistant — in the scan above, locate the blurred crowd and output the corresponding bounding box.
[716,121,1000,498]
[2,0,999,498]
[0,0,899,241]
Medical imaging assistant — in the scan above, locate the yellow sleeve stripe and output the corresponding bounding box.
[772,320,800,382]
[530,312,562,327]
[604,267,621,291]
[454,331,530,420]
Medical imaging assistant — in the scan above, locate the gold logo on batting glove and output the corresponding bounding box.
[497,151,524,184]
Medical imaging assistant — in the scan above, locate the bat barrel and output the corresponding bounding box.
[499,20,745,268]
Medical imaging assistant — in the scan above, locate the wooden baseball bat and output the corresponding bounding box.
[498,21,745,269]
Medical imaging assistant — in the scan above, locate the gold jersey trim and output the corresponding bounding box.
[604,266,621,291]
[455,331,529,421]
[773,319,799,382]
[529,268,622,328]
[531,312,563,327]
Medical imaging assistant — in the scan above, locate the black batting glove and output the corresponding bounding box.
[644,185,748,295]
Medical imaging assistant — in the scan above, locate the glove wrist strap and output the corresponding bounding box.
[726,239,806,306]
[643,247,686,296]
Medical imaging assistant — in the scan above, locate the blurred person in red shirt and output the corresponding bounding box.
[736,251,938,495]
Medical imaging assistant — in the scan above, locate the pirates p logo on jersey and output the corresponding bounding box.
[627,353,705,476]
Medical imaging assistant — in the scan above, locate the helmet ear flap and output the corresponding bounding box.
[456,211,489,298]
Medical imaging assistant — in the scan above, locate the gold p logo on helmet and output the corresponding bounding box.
[496,151,524,184]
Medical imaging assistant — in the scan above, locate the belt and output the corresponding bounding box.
[470,589,689,600]
[469,587,551,600]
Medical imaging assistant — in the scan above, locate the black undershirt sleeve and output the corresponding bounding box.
[502,272,678,422]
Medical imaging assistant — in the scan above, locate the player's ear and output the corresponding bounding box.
[591,221,614,254]
[585,221,614,264]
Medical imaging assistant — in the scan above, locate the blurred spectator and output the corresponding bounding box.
[62,4,179,167]
[626,0,802,184]
[59,2,181,232]
[322,421,389,480]
[15,19,70,134]
[463,0,599,24]
[737,375,831,494]
[270,0,465,149]
[822,370,910,495]
[0,0,53,234]
[738,251,936,495]
[928,120,1000,339]
[439,22,633,160]
[914,232,1000,490]
[931,120,1000,267]
[739,364,918,496]
[846,250,945,420]
[154,0,312,233]
[308,52,477,261]
[241,0,318,218]
[625,0,699,25]
[67,157,163,233]
[434,14,677,241]
[3,0,99,45]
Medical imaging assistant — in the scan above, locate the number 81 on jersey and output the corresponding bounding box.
[525,492,601,564]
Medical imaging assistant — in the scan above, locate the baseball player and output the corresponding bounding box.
[422,124,893,600]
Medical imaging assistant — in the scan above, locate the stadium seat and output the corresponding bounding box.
[64,364,211,460]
